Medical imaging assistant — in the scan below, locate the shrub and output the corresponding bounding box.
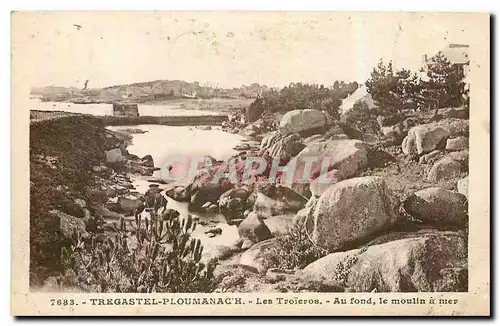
[265,222,328,270]
[365,60,421,116]
[249,82,359,121]
[341,100,381,137]
[272,276,345,293]
[366,55,468,117]
[64,209,218,293]
[421,51,469,111]
[246,97,265,122]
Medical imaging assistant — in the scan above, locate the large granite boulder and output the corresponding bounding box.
[448,150,469,164]
[186,162,237,210]
[219,195,246,225]
[253,185,307,217]
[403,187,468,228]
[301,231,467,292]
[279,109,327,136]
[309,170,340,197]
[436,118,469,137]
[105,148,125,164]
[427,158,463,182]
[457,176,469,199]
[140,154,155,167]
[303,134,326,145]
[308,176,399,251]
[189,180,234,210]
[283,139,368,195]
[402,119,469,156]
[187,154,255,210]
[402,124,450,156]
[50,210,89,240]
[418,150,443,165]
[238,212,273,247]
[164,185,190,202]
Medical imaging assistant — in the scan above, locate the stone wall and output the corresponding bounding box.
[101,114,228,126]
[112,103,139,117]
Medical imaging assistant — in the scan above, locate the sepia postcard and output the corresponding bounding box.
[11,11,490,316]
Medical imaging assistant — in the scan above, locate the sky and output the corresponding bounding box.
[12,12,483,89]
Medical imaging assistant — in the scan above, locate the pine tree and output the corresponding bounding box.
[366,60,421,116]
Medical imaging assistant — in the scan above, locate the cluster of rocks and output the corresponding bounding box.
[401,118,469,182]
[47,107,470,294]
[62,108,468,294]
[209,108,470,293]
[301,229,467,292]
[37,103,471,293]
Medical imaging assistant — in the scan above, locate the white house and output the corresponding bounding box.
[421,44,470,78]
[339,84,377,114]
[421,43,470,99]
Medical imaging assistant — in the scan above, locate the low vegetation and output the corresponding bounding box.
[246,81,359,122]
[30,49,470,292]
[342,51,469,141]
[30,116,110,285]
[366,52,469,116]
[63,210,218,293]
[31,80,269,103]
[265,223,329,270]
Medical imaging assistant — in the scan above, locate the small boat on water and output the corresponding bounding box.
[71,98,105,104]
[181,90,198,99]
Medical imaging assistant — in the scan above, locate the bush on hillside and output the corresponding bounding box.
[421,51,469,112]
[265,222,329,270]
[64,210,218,293]
[341,100,381,137]
[366,54,468,118]
[246,97,265,122]
[247,82,359,122]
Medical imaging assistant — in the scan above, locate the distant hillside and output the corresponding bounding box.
[31,86,84,102]
[31,80,269,104]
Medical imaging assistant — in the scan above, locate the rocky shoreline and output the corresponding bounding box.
[30,105,469,293]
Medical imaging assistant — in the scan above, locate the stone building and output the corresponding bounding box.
[112,103,139,117]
